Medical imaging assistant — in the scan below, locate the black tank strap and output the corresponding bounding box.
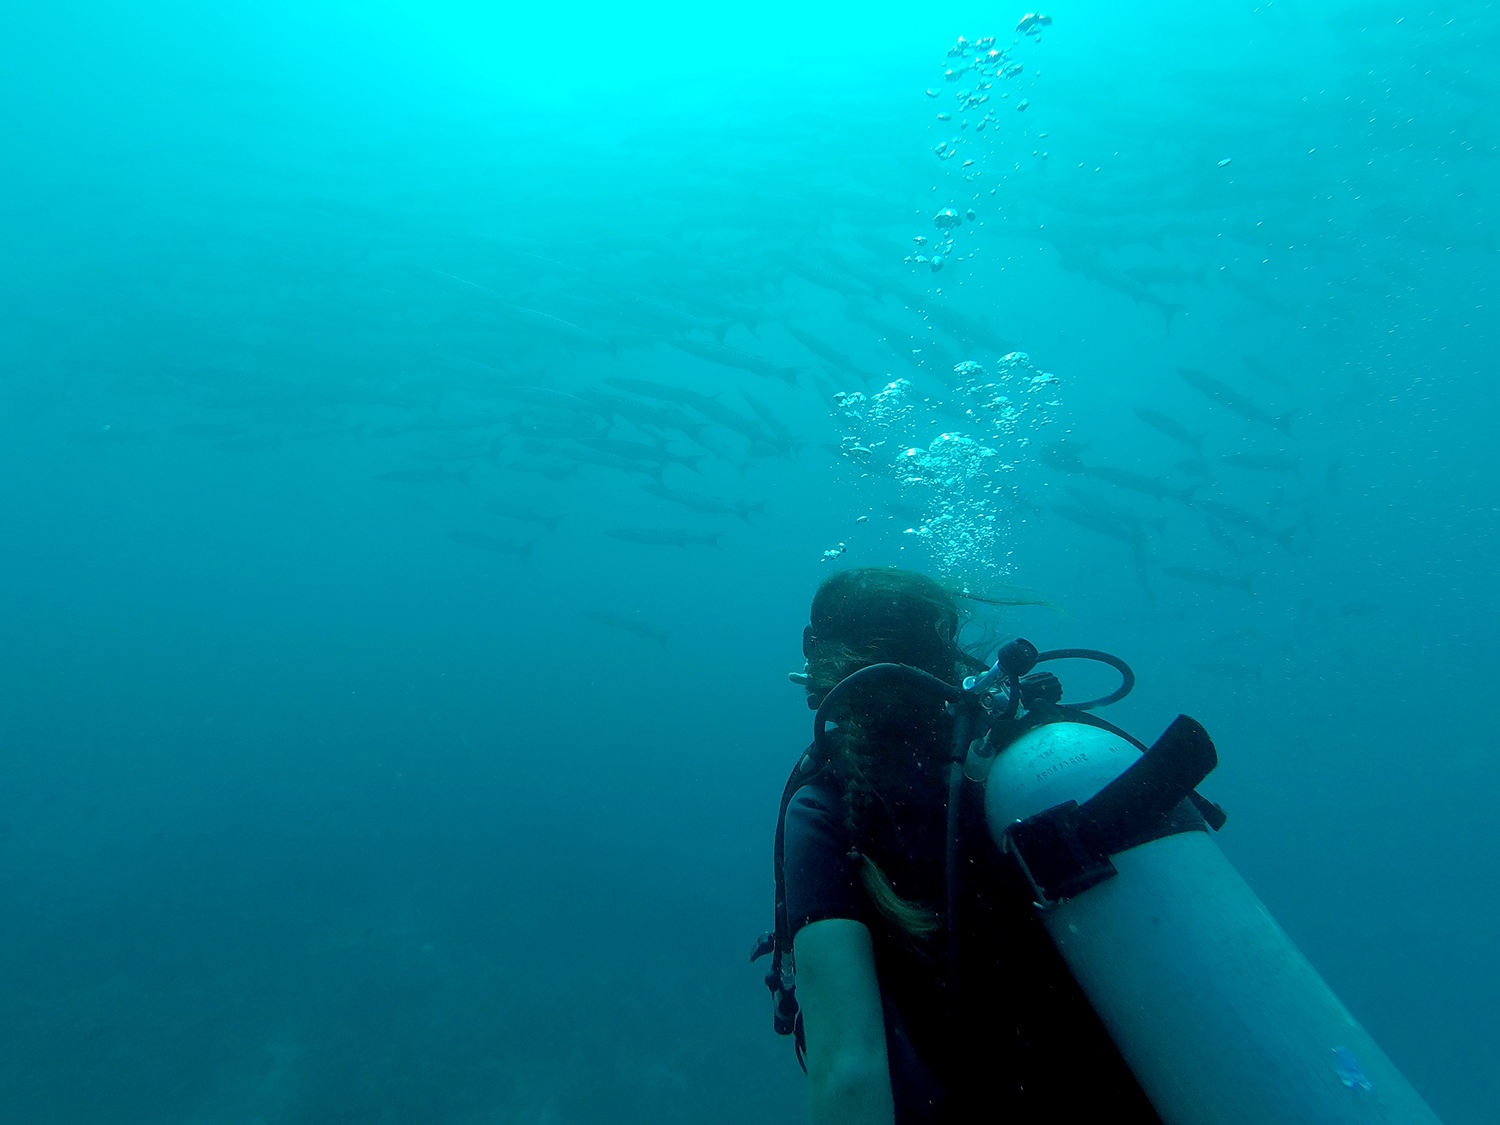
[1003,715,1221,908]
[1016,703,1227,830]
[751,743,827,1070]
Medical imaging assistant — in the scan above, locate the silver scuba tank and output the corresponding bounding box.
[984,721,1443,1125]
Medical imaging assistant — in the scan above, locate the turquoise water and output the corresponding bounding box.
[1,1,1494,1121]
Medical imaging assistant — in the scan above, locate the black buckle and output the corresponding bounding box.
[771,967,798,1036]
[1004,800,1118,908]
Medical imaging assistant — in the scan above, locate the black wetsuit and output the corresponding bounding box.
[783,777,1163,1125]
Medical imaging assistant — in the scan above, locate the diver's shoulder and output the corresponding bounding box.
[788,775,842,818]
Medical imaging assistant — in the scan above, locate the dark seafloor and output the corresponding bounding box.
[0,1,1495,1122]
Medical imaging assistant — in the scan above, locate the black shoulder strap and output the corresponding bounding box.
[751,743,828,1070]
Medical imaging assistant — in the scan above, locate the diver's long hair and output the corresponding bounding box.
[803,567,1043,942]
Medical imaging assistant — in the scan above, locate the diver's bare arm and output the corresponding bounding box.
[794,918,896,1125]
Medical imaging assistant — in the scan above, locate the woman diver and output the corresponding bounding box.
[765,565,1448,1125]
[781,567,1162,1125]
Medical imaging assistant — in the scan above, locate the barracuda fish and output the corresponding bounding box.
[1054,244,1184,325]
[739,391,801,457]
[642,482,766,522]
[1220,270,1304,320]
[493,458,578,482]
[602,379,772,445]
[687,427,752,472]
[1162,565,1256,595]
[1196,499,1297,553]
[447,531,533,563]
[490,386,608,418]
[411,440,492,462]
[602,377,697,405]
[371,413,509,439]
[1066,488,1169,537]
[666,337,804,386]
[434,351,522,383]
[1201,518,1246,556]
[1037,440,1091,474]
[174,422,247,439]
[604,527,722,548]
[505,410,607,443]
[484,501,560,533]
[1242,353,1293,389]
[1081,464,1197,505]
[571,390,705,440]
[522,438,661,478]
[1050,504,1142,546]
[213,433,283,454]
[573,436,701,473]
[1220,451,1301,477]
[612,293,732,340]
[1051,505,1158,604]
[841,298,964,374]
[583,609,669,649]
[377,467,468,484]
[1178,367,1294,435]
[783,325,880,385]
[1132,408,1204,453]
[1123,261,1211,288]
[420,267,617,352]
[774,252,881,300]
[497,303,623,352]
[839,296,911,342]
[917,301,1017,357]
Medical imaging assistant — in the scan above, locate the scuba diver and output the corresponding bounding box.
[753,567,1443,1125]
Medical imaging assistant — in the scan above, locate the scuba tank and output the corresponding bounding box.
[759,637,1444,1124]
[986,718,1442,1125]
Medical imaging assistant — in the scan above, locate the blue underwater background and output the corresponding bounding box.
[1,1,1496,1121]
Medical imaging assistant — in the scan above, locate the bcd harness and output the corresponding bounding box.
[750,639,1227,1068]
